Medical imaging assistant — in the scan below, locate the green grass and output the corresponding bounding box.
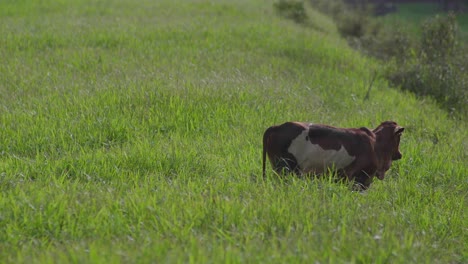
[1,0,467,263]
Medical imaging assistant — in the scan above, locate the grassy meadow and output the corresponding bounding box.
[1,0,467,263]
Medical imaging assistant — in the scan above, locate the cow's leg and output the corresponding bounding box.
[353,170,373,190]
[343,167,356,181]
[273,153,299,176]
[343,159,369,182]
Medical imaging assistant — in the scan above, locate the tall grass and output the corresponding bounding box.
[1,0,467,263]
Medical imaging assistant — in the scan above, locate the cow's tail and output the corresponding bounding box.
[262,126,274,179]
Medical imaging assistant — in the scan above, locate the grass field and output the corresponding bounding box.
[1,0,467,263]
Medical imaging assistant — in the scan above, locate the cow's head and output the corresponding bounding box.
[373,121,405,180]
[392,126,404,160]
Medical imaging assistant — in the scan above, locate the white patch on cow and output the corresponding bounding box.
[288,130,355,174]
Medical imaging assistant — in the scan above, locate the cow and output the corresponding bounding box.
[262,121,404,189]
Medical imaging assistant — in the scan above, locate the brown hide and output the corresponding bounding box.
[307,125,375,156]
[262,121,404,189]
[262,122,307,177]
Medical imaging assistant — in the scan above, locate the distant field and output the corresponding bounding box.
[1,0,467,263]
[382,3,468,39]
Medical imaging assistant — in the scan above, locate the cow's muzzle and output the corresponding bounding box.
[392,152,402,160]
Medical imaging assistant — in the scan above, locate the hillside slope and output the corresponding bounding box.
[0,0,466,263]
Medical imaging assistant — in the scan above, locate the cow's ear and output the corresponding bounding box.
[394,126,404,135]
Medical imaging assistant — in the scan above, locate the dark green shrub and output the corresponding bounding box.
[336,11,369,38]
[388,60,467,116]
[279,0,467,116]
[420,14,458,61]
[306,0,378,51]
[274,0,308,24]
[310,0,376,38]
[359,24,414,62]
[386,14,467,117]
[309,0,345,18]
[310,0,467,116]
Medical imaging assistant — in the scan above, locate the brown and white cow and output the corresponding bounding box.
[262,121,404,188]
